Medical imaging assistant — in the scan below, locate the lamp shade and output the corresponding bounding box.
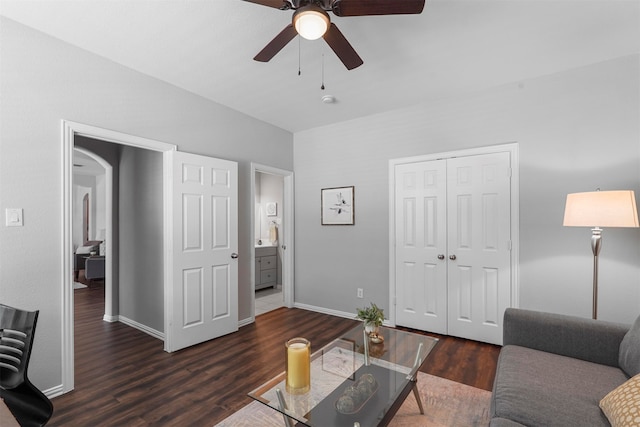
[563,190,639,227]
[293,5,330,40]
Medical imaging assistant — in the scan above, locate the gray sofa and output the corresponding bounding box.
[490,308,640,426]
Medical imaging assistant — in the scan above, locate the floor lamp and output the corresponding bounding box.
[563,190,639,319]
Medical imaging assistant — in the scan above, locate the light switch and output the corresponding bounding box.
[5,208,23,227]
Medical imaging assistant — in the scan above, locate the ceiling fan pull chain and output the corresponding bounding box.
[320,52,325,90]
[298,36,301,76]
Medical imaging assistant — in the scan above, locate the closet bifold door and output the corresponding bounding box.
[394,160,448,334]
[394,151,512,345]
[446,152,511,345]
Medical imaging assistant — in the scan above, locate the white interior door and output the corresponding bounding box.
[395,160,448,333]
[166,151,238,352]
[447,152,511,344]
[393,151,512,345]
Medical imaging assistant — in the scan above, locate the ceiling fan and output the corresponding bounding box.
[244,0,426,70]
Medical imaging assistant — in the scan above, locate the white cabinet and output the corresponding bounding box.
[255,246,278,290]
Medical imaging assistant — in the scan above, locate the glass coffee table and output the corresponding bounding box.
[248,324,439,427]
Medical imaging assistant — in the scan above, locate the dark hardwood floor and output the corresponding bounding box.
[49,283,499,426]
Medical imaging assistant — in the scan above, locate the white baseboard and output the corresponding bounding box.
[293,302,392,327]
[103,314,118,322]
[293,302,356,321]
[238,316,254,328]
[118,315,164,341]
[43,383,65,399]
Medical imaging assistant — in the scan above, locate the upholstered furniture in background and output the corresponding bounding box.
[490,308,639,427]
[84,256,105,284]
[74,241,103,281]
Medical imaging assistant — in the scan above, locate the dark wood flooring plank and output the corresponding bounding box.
[48,285,499,426]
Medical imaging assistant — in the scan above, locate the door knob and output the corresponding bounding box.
[437,254,445,260]
[449,255,456,260]
[231,253,238,259]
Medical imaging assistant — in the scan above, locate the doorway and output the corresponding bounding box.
[72,147,114,319]
[62,120,177,393]
[250,163,294,318]
[63,120,241,392]
[389,143,519,345]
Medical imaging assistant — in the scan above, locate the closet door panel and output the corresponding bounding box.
[447,152,511,345]
[395,161,447,333]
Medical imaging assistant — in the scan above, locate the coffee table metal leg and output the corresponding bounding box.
[275,389,295,427]
[412,381,425,415]
[408,342,426,415]
[363,329,370,366]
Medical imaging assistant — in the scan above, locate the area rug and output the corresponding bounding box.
[214,372,491,427]
[73,282,87,289]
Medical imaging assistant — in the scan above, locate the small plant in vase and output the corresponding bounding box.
[356,302,385,342]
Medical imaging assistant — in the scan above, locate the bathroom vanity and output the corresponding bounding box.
[255,245,278,290]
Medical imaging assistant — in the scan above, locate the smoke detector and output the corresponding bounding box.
[321,95,336,104]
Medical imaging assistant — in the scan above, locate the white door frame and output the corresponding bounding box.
[62,120,176,393]
[72,147,116,321]
[250,163,295,317]
[388,143,520,327]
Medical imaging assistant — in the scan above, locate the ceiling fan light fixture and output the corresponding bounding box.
[293,5,330,40]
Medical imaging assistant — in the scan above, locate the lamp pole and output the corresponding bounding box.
[590,227,602,320]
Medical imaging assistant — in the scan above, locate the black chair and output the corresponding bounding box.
[0,304,53,426]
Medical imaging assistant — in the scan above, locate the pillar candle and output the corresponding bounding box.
[285,338,310,394]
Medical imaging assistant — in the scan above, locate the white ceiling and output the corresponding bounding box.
[1,0,639,133]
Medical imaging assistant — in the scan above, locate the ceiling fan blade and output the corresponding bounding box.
[242,0,292,10]
[332,0,425,16]
[254,24,298,62]
[323,23,363,70]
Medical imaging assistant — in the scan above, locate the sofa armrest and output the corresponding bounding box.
[503,308,629,367]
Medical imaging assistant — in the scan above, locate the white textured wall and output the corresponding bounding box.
[0,18,292,392]
[294,55,640,325]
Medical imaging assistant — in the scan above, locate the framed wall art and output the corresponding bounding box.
[265,202,277,217]
[321,186,355,225]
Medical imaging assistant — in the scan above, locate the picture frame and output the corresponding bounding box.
[265,202,277,217]
[321,186,355,225]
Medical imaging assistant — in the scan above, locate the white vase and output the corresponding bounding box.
[364,322,379,335]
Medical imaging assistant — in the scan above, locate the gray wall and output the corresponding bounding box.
[0,18,293,392]
[119,146,164,332]
[294,54,640,325]
[75,139,165,332]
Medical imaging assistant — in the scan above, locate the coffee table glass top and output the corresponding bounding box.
[248,325,439,427]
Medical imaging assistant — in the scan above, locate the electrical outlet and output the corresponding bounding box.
[357,288,363,298]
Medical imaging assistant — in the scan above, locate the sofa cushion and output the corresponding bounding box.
[75,245,97,254]
[620,315,640,377]
[489,417,526,427]
[492,345,628,427]
[600,374,640,427]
